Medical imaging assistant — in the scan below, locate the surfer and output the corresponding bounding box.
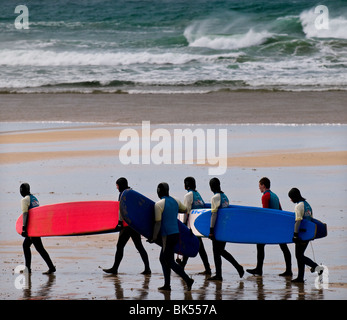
[247,177,292,277]
[102,177,151,275]
[149,182,194,291]
[208,178,244,281]
[20,183,56,274]
[288,188,324,283]
[177,177,212,275]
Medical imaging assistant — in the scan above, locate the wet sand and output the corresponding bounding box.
[0,92,346,301]
[1,126,346,166]
[2,234,345,301]
[1,91,347,124]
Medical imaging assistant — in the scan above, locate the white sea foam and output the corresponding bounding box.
[0,48,242,67]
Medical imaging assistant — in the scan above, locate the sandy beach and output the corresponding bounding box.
[1,91,347,301]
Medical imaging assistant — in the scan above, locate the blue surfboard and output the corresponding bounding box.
[193,205,327,244]
[120,189,199,257]
[179,203,211,237]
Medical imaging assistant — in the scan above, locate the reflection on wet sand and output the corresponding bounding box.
[4,233,337,300]
[14,270,324,300]
[22,274,56,300]
[106,273,151,300]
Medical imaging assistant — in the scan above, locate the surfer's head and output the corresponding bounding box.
[116,177,129,193]
[209,177,221,193]
[20,183,30,197]
[259,177,270,193]
[157,182,169,199]
[288,187,306,203]
[184,176,196,191]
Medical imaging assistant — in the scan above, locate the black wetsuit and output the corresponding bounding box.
[106,189,150,273]
[111,225,150,273]
[23,237,55,272]
[160,233,191,287]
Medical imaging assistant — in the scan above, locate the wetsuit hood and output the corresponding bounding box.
[209,177,222,194]
[184,176,196,191]
[116,177,129,193]
[157,182,169,199]
[20,183,30,197]
[288,187,306,203]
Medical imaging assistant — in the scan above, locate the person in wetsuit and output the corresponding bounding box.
[288,187,324,283]
[208,178,244,281]
[247,177,292,277]
[178,177,211,275]
[149,182,194,291]
[20,183,56,274]
[103,177,151,275]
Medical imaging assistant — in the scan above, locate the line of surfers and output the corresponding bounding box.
[19,177,324,292]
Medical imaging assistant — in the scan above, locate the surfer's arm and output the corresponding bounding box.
[261,192,270,208]
[183,192,193,213]
[21,196,30,236]
[293,202,304,239]
[21,196,30,214]
[210,212,217,228]
[209,194,221,238]
[22,212,29,235]
[175,197,187,213]
[152,221,161,242]
[294,220,301,234]
[179,193,192,224]
[152,199,165,241]
[210,194,221,226]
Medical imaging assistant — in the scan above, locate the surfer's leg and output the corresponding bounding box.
[103,228,131,274]
[159,237,171,290]
[256,244,265,272]
[165,234,194,290]
[32,237,55,273]
[279,243,292,276]
[198,238,211,275]
[130,229,151,274]
[301,242,318,271]
[180,255,189,268]
[114,227,131,268]
[247,244,264,276]
[293,242,308,282]
[209,239,223,280]
[23,237,33,272]
[220,241,244,278]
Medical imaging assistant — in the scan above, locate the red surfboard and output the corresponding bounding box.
[15,201,119,237]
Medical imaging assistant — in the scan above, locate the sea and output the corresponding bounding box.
[1,0,347,94]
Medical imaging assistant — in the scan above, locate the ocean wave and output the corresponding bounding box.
[1,2,346,93]
[185,28,272,50]
[183,14,273,50]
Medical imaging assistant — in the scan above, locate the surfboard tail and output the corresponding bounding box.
[313,224,318,240]
[312,218,328,240]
